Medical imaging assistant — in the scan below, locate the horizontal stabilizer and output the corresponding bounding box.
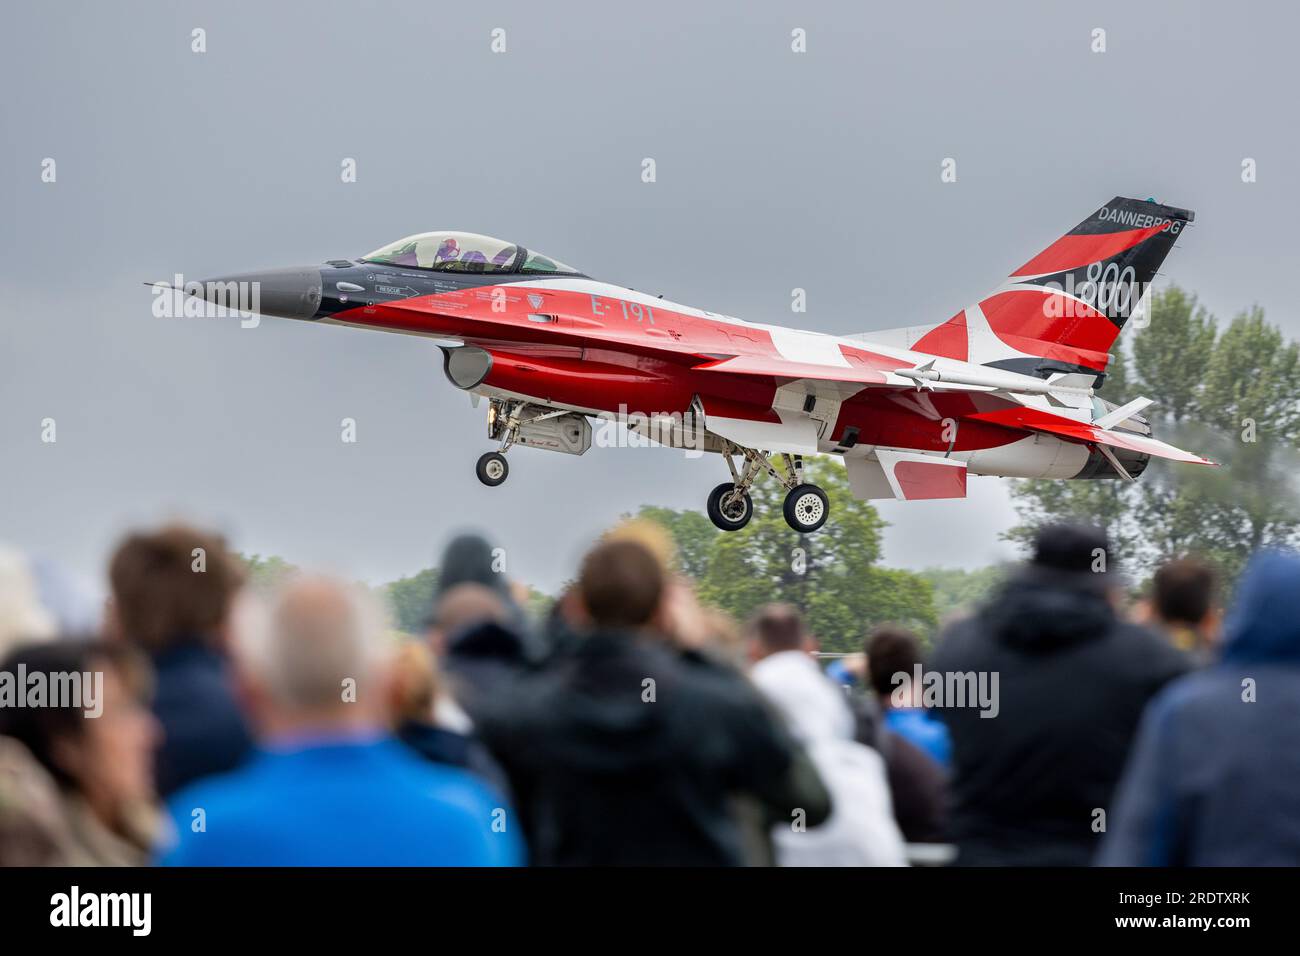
[968,407,1216,465]
[1092,396,1154,430]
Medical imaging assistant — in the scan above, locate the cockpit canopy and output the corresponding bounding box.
[361,232,580,275]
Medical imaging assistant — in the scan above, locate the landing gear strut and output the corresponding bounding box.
[475,399,525,487]
[705,443,830,533]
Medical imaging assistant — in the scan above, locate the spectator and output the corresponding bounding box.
[854,707,950,845]
[435,532,533,640]
[473,538,830,865]
[0,735,67,866]
[157,576,521,866]
[1144,557,1220,661]
[857,627,952,843]
[1100,550,1300,865]
[0,641,161,865]
[747,605,907,866]
[391,638,511,797]
[698,606,746,670]
[106,525,254,797]
[865,625,953,768]
[932,524,1190,866]
[427,582,531,722]
[824,652,864,690]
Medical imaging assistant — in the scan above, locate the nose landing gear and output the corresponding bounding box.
[705,443,830,533]
[475,400,525,487]
[476,451,509,486]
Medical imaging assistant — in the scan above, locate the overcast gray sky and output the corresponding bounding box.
[3,0,1297,595]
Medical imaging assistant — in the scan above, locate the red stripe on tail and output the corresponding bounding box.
[1011,224,1167,278]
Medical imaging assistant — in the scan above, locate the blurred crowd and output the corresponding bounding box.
[0,518,1297,866]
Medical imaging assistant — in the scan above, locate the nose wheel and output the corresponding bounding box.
[476,451,509,486]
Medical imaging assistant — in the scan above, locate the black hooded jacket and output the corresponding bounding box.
[442,619,532,721]
[931,568,1190,866]
[474,629,831,866]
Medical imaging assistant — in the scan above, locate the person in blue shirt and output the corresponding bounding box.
[156,576,522,867]
[865,625,952,769]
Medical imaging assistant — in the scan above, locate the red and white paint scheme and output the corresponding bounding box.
[179,195,1214,533]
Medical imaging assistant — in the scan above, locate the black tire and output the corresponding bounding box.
[783,483,829,533]
[706,483,753,531]
[476,452,509,487]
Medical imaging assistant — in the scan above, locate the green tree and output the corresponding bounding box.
[384,567,440,634]
[1138,305,1300,576]
[236,553,299,595]
[636,458,936,652]
[1007,286,1300,582]
[1130,287,1217,424]
[805,566,936,653]
[632,506,716,580]
[918,565,1008,624]
[520,584,556,626]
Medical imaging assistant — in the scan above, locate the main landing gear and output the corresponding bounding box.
[706,443,830,534]
[706,483,753,531]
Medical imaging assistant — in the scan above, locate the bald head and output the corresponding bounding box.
[235,576,391,716]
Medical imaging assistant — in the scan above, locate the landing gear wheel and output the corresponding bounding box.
[783,483,829,533]
[706,483,753,532]
[476,452,509,487]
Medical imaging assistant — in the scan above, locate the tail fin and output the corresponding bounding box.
[868,197,1194,381]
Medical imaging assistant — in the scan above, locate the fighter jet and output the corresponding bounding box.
[165,195,1213,533]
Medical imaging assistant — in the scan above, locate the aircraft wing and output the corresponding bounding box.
[693,354,892,384]
[695,395,821,454]
[690,354,995,396]
[967,406,1217,465]
[692,352,999,455]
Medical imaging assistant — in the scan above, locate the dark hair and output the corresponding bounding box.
[1153,557,1216,626]
[1032,523,1112,575]
[865,625,924,699]
[0,641,148,790]
[578,539,664,630]
[748,603,808,654]
[109,524,245,652]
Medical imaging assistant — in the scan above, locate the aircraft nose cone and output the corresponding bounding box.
[194,266,324,320]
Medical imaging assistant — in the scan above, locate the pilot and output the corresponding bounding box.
[434,237,461,263]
